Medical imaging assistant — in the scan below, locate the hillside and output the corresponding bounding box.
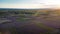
[0,9,60,34]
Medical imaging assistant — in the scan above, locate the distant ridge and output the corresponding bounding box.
[0,8,51,10]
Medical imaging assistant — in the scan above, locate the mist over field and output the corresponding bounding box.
[0,8,60,34]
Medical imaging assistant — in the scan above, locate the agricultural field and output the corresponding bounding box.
[0,9,60,34]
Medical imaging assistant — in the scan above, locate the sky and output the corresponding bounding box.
[0,0,60,9]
